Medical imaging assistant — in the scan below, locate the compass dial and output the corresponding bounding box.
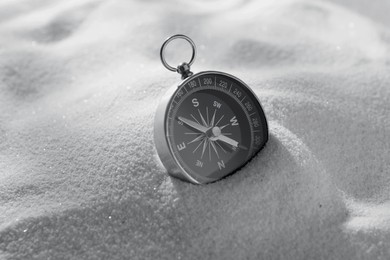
[160,71,268,184]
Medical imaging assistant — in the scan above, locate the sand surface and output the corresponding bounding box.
[0,0,390,259]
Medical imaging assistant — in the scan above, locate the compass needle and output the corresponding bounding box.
[216,135,239,147]
[179,116,210,133]
[239,144,248,150]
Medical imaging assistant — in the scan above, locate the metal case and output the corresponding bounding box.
[154,70,268,184]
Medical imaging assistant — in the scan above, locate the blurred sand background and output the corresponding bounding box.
[0,0,390,259]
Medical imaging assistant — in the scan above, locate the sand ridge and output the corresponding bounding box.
[0,0,390,259]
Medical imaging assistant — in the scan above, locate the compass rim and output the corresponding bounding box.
[154,70,268,184]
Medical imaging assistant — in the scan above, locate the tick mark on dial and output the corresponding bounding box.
[198,109,208,127]
[201,138,208,159]
[215,140,227,153]
[215,115,224,126]
[188,134,203,144]
[190,114,201,125]
[206,107,210,126]
[208,141,212,161]
[211,109,217,126]
[193,138,205,153]
[210,141,220,159]
[220,123,229,130]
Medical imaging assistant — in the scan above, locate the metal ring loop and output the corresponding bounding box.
[160,34,197,72]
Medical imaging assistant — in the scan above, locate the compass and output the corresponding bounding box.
[154,35,268,184]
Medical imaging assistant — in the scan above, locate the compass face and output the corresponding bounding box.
[162,71,268,184]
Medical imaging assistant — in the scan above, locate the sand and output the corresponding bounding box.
[0,0,389,259]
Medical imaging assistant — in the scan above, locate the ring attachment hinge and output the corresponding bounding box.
[177,62,193,80]
[160,34,197,80]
